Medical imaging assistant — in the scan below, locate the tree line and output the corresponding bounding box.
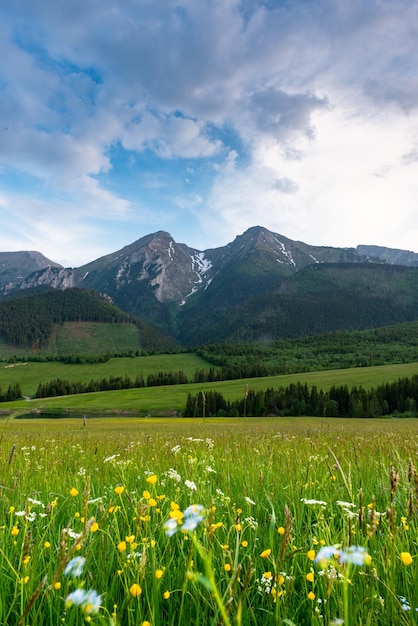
[34,370,192,398]
[0,384,22,402]
[183,375,418,418]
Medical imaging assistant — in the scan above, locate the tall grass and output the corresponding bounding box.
[0,417,416,625]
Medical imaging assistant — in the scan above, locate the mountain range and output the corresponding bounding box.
[2,226,418,346]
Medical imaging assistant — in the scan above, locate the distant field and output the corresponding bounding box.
[2,361,418,416]
[0,352,213,398]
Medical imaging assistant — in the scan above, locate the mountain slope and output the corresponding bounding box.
[178,263,418,344]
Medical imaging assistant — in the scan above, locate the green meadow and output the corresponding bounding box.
[1,360,418,416]
[0,417,416,625]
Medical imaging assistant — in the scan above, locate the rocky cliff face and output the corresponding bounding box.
[357,245,418,267]
[0,251,62,290]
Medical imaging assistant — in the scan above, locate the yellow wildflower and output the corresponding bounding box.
[400,552,413,566]
[44,541,51,549]
[307,550,316,561]
[148,498,157,507]
[130,583,142,597]
[241,540,248,547]
[114,486,125,496]
[260,548,271,558]
[263,571,272,579]
[163,590,170,599]
[143,490,151,500]
[23,555,31,565]
[306,572,314,582]
[117,541,127,552]
[308,591,315,601]
[11,526,19,537]
[126,535,135,544]
[224,564,231,572]
[90,522,99,533]
[146,474,157,485]
[155,569,164,579]
[277,527,285,535]
[69,488,79,497]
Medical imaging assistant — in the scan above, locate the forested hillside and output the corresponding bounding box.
[0,288,177,353]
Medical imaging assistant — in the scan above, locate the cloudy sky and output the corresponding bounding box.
[1,0,418,266]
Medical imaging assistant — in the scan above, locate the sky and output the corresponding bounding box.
[1,0,418,267]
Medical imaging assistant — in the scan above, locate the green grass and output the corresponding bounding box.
[1,361,418,416]
[0,417,416,625]
[48,322,143,355]
[0,353,213,399]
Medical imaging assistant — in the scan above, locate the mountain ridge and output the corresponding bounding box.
[2,226,418,345]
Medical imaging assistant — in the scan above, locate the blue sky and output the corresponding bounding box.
[1,0,418,266]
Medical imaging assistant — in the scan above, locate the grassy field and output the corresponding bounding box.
[1,361,418,416]
[0,353,213,399]
[0,417,416,625]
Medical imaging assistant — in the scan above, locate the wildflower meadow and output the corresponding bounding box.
[0,416,416,625]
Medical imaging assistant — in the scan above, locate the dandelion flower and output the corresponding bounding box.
[278,527,285,535]
[148,498,157,507]
[163,590,170,599]
[241,540,248,548]
[54,582,61,590]
[142,622,151,626]
[224,564,231,572]
[130,583,142,597]
[44,541,51,549]
[308,591,315,601]
[263,571,272,579]
[260,549,271,558]
[155,569,164,579]
[117,541,127,552]
[306,572,314,582]
[146,475,157,485]
[114,486,125,496]
[11,526,19,536]
[90,522,99,533]
[307,550,316,561]
[400,552,413,566]
[143,490,151,500]
[69,488,79,497]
